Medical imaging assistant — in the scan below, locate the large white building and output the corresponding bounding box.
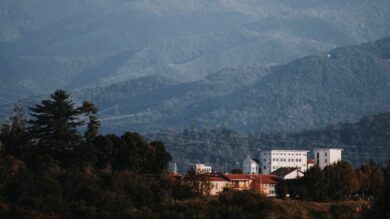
[260,149,309,174]
[313,148,343,169]
[194,163,212,174]
[242,155,260,174]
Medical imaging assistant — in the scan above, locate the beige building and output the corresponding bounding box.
[208,174,278,197]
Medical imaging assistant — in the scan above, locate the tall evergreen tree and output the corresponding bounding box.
[11,101,25,133]
[80,101,100,143]
[28,90,84,160]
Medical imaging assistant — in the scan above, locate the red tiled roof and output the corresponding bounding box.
[170,173,183,178]
[220,174,278,184]
[260,175,278,184]
[307,159,315,164]
[222,174,250,181]
[209,177,227,182]
[248,175,278,191]
[248,174,278,184]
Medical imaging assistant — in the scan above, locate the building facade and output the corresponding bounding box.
[194,163,212,174]
[242,155,260,174]
[208,174,278,197]
[209,176,228,196]
[271,167,304,180]
[313,148,343,169]
[260,149,309,174]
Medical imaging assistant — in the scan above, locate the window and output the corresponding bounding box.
[263,166,266,169]
[325,159,327,163]
[325,152,328,156]
[264,159,267,162]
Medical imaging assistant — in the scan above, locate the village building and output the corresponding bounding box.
[194,163,212,174]
[260,149,309,174]
[271,167,304,180]
[242,155,260,174]
[209,176,228,195]
[313,148,343,169]
[208,174,278,197]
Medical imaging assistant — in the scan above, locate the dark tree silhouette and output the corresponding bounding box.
[28,90,84,163]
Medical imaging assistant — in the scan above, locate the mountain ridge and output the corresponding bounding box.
[79,36,390,133]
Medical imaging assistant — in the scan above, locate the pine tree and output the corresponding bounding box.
[6,101,29,158]
[28,90,84,160]
[80,101,100,142]
[11,101,25,133]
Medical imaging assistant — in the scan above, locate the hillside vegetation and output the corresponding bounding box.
[80,37,390,133]
[147,111,390,171]
[1,90,384,219]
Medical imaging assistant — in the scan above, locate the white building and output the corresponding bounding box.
[242,155,260,174]
[271,167,304,180]
[194,163,212,174]
[260,149,309,174]
[313,148,343,169]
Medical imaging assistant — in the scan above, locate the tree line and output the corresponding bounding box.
[276,160,390,218]
[0,90,389,218]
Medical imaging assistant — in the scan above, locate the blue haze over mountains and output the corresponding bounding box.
[1,0,390,134]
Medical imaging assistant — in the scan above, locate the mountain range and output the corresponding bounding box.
[1,0,390,134]
[79,36,390,133]
[1,0,390,93]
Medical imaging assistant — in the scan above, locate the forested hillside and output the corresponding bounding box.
[79,37,390,133]
[146,111,390,172]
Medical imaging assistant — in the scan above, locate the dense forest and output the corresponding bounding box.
[147,111,390,172]
[76,36,390,133]
[0,90,390,218]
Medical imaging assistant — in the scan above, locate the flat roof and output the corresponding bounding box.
[314,148,343,151]
[260,149,309,152]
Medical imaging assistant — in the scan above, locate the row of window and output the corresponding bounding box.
[263,152,306,156]
[266,158,302,162]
